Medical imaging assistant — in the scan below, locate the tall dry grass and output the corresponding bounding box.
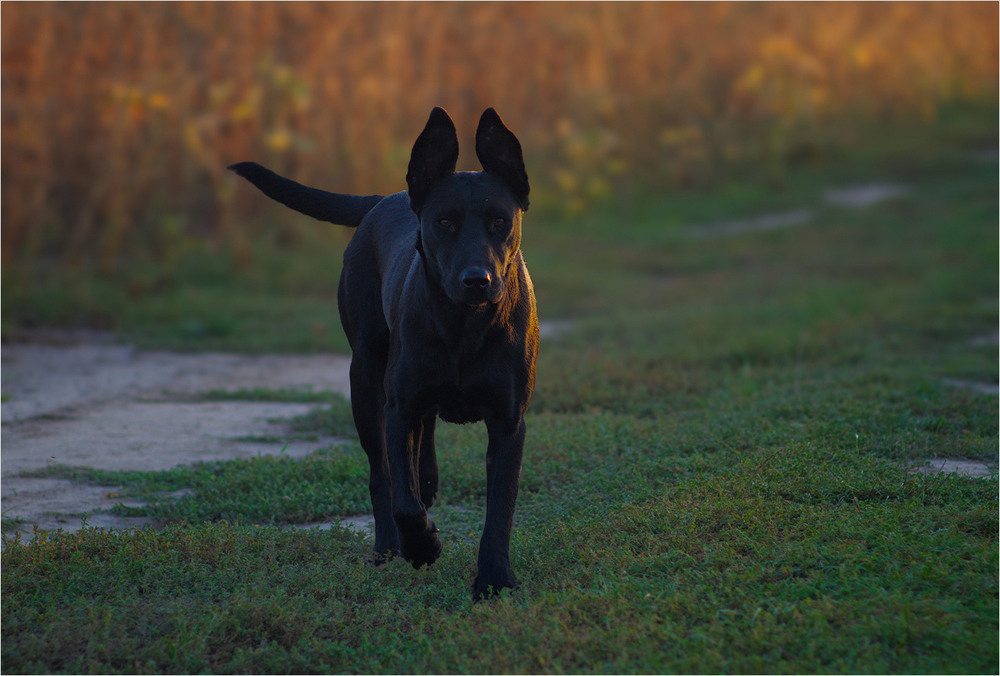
[2,2,996,272]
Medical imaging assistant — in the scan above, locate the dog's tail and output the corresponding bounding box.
[228,162,384,228]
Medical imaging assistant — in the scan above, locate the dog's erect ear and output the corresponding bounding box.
[475,108,529,210]
[406,107,459,215]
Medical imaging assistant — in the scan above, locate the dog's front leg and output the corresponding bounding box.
[385,405,443,569]
[417,413,439,509]
[474,415,526,599]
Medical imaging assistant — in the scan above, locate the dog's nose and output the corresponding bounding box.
[461,268,492,290]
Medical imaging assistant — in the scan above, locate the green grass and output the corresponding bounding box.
[197,387,347,405]
[17,445,370,527]
[2,107,997,673]
[2,229,355,353]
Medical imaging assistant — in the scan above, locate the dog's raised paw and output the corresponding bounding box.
[400,524,443,569]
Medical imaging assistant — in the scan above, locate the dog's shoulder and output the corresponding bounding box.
[343,192,421,289]
[348,192,418,258]
[358,192,416,232]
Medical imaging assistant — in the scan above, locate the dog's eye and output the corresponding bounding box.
[437,218,454,230]
[492,218,506,230]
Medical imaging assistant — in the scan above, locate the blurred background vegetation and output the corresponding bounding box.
[2,2,996,345]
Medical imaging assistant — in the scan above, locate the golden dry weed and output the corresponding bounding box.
[2,2,996,269]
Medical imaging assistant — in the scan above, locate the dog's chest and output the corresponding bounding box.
[426,355,491,424]
[410,342,504,425]
[395,306,516,424]
[436,393,485,425]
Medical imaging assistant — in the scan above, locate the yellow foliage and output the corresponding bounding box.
[148,93,169,110]
[607,159,628,176]
[554,170,579,194]
[736,64,767,93]
[267,130,292,152]
[586,176,612,201]
[231,101,256,122]
[659,125,704,147]
[0,1,995,264]
[852,44,873,69]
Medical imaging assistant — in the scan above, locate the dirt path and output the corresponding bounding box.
[1,331,353,537]
[3,326,992,542]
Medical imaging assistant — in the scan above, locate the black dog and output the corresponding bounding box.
[230,108,538,598]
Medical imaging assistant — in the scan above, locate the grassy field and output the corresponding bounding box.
[2,109,997,673]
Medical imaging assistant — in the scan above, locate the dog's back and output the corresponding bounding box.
[336,192,416,345]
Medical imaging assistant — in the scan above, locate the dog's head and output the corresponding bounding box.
[406,108,530,307]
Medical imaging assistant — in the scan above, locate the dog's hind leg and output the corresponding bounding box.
[349,352,400,561]
[417,413,439,509]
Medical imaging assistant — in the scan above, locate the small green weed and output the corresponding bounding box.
[24,446,369,527]
[1,515,27,534]
[287,394,357,438]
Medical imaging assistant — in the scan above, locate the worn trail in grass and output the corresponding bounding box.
[1,341,352,536]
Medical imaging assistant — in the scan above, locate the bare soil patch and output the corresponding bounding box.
[2,331,352,537]
[908,458,996,479]
[688,182,911,238]
[2,327,566,538]
[823,183,909,208]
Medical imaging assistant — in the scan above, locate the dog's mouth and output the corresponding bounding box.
[456,284,502,307]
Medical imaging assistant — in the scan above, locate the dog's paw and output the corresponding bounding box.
[473,566,516,601]
[366,548,398,568]
[400,521,442,569]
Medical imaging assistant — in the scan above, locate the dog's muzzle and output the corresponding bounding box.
[458,267,499,305]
